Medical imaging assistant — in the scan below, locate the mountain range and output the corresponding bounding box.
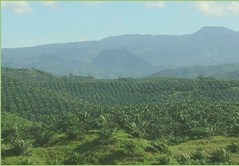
[2,26,239,78]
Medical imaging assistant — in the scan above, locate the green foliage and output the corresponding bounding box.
[98,115,117,140]
[3,67,239,110]
[1,67,239,165]
[46,159,60,165]
[159,155,173,165]
[177,153,191,165]
[19,158,33,165]
[65,152,82,165]
[29,123,55,147]
[66,127,84,141]
[229,124,239,137]
[12,138,32,156]
[191,148,208,165]
[124,140,137,156]
[227,142,239,153]
[151,140,172,155]
[34,130,54,147]
[210,149,230,164]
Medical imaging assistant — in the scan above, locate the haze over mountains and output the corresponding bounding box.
[2,26,239,78]
[148,63,239,79]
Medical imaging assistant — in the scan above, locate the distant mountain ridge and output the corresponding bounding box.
[214,71,239,80]
[2,26,239,78]
[148,63,239,79]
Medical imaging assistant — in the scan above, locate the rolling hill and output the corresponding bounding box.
[1,67,239,165]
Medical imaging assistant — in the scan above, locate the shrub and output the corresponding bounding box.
[151,141,172,155]
[210,149,229,164]
[192,148,208,165]
[65,152,82,165]
[98,115,117,139]
[66,127,85,141]
[177,153,191,165]
[159,155,172,165]
[19,158,33,165]
[227,142,239,153]
[34,130,54,147]
[46,159,60,165]
[125,140,137,156]
[12,138,32,156]
[230,124,239,137]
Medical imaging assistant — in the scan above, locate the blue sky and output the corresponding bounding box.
[1,1,239,48]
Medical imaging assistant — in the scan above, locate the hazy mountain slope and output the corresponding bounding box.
[148,63,239,78]
[214,71,239,80]
[2,26,239,78]
[92,49,155,78]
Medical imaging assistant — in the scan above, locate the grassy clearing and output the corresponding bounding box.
[171,136,239,164]
[2,131,239,165]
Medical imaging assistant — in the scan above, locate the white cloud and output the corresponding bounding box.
[193,1,226,17]
[193,1,239,17]
[40,1,60,11]
[81,1,105,6]
[1,1,33,14]
[145,1,165,9]
[228,1,239,16]
[77,39,87,42]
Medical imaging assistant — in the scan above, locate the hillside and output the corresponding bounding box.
[2,67,239,107]
[2,26,239,78]
[1,67,239,165]
[92,49,155,78]
[1,67,56,81]
[214,71,239,80]
[2,128,239,165]
[148,63,239,79]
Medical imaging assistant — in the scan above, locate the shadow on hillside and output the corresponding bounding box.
[1,148,21,157]
[98,149,125,164]
[74,136,102,153]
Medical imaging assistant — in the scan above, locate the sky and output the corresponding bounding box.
[1,1,239,48]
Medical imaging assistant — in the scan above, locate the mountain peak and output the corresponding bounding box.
[91,48,155,77]
[195,26,234,36]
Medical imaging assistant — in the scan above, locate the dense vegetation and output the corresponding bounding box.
[1,67,239,165]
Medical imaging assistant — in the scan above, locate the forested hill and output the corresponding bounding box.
[2,67,239,110]
[2,67,239,165]
[1,67,56,80]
